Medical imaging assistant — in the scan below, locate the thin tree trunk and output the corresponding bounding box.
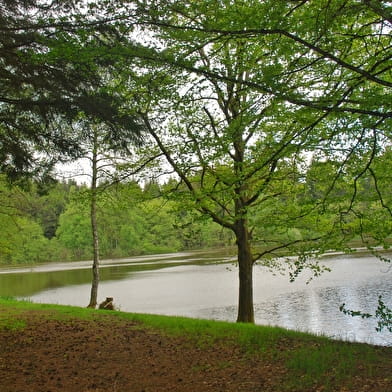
[87,192,99,308]
[87,132,100,308]
[235,218,255,323]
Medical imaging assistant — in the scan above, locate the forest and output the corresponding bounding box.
[1,147,391,265]
[0,175,235,264]
[1,0,391,322]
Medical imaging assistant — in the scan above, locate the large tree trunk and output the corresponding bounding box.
[235,218,255,323]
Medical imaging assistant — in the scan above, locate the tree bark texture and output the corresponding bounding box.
[88,195,100,308]
[87,133,100,308]
[235,218,255,323]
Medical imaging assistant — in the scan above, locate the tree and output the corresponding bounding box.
[0,0,142,178]
[110,0,391,322]
[83,120,145,308]
[1,0,147,305]
[87,126,102,308]
[56,198,92,261]
[16,178,76,239]
[119,37,330,322]
[131,0,391,120]
[0,175,54,264]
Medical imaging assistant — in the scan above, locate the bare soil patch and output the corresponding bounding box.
[0,310,390,392]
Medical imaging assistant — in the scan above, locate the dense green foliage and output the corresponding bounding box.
[107,0,391,321]
[1,153,392,265]
[0,176,234,264]
[0,0,145,178]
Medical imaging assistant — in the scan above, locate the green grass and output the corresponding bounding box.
[285,342,372,390]
[0,315,26,331]
[0,297,389,391]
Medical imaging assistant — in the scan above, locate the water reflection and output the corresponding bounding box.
[0,250,234,297]
[0,250,390,346]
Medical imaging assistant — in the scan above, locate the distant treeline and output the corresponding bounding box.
[0,176,234,264]
[1,146,392,266]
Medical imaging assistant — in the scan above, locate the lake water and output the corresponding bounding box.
[0,249,391,346]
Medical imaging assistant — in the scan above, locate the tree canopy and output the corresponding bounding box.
[104,0,392,322]
[0,0,144,178]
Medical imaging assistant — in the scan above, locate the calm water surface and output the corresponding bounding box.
[0,249,390,346]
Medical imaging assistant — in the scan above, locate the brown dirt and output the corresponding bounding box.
[0,310,391,392]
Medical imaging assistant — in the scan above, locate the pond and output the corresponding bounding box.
[0,249,390,346]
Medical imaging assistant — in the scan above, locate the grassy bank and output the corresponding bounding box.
[0,297,391,391]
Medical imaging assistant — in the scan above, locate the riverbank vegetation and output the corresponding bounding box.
[0,175,235,264]
[1,165,391,266]
[0,297,390,392]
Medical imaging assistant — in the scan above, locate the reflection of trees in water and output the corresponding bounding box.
[0,264,150,297]
[0,251,232,298]
[0,269,91,297]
